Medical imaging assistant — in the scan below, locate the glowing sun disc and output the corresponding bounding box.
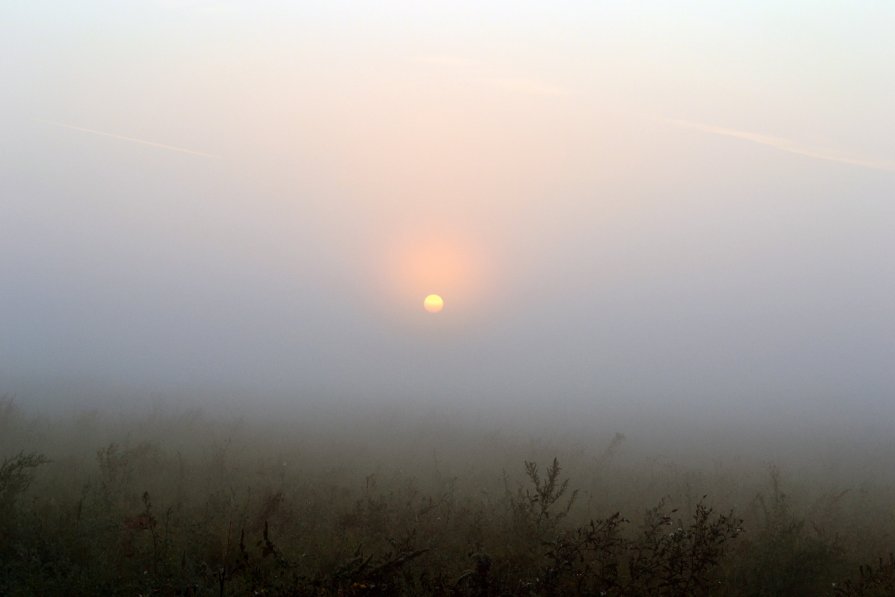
[423,294,444,313]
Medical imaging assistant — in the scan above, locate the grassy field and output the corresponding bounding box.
[2,396,894,596]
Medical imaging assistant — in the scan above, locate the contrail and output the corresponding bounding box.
[36,119,220,159]
[666,118,895,173]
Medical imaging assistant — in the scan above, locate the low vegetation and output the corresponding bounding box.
[1,396,893,595]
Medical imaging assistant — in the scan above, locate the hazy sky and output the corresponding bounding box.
[2,1,894,420]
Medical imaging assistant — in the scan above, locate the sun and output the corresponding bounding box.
[423,294,444,313]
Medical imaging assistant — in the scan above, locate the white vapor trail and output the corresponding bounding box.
[666,118,895,173]
[36,119,220,159]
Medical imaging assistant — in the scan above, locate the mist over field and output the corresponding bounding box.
[2,2,895,595]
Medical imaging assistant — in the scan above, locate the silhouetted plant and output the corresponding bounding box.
[507,457,579,540]
[536,499,741,596]
[729,465,848,595]
[0,451,50,511]
[626,498,743,596]
[540,511,628,595]
[835,554,895,597]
